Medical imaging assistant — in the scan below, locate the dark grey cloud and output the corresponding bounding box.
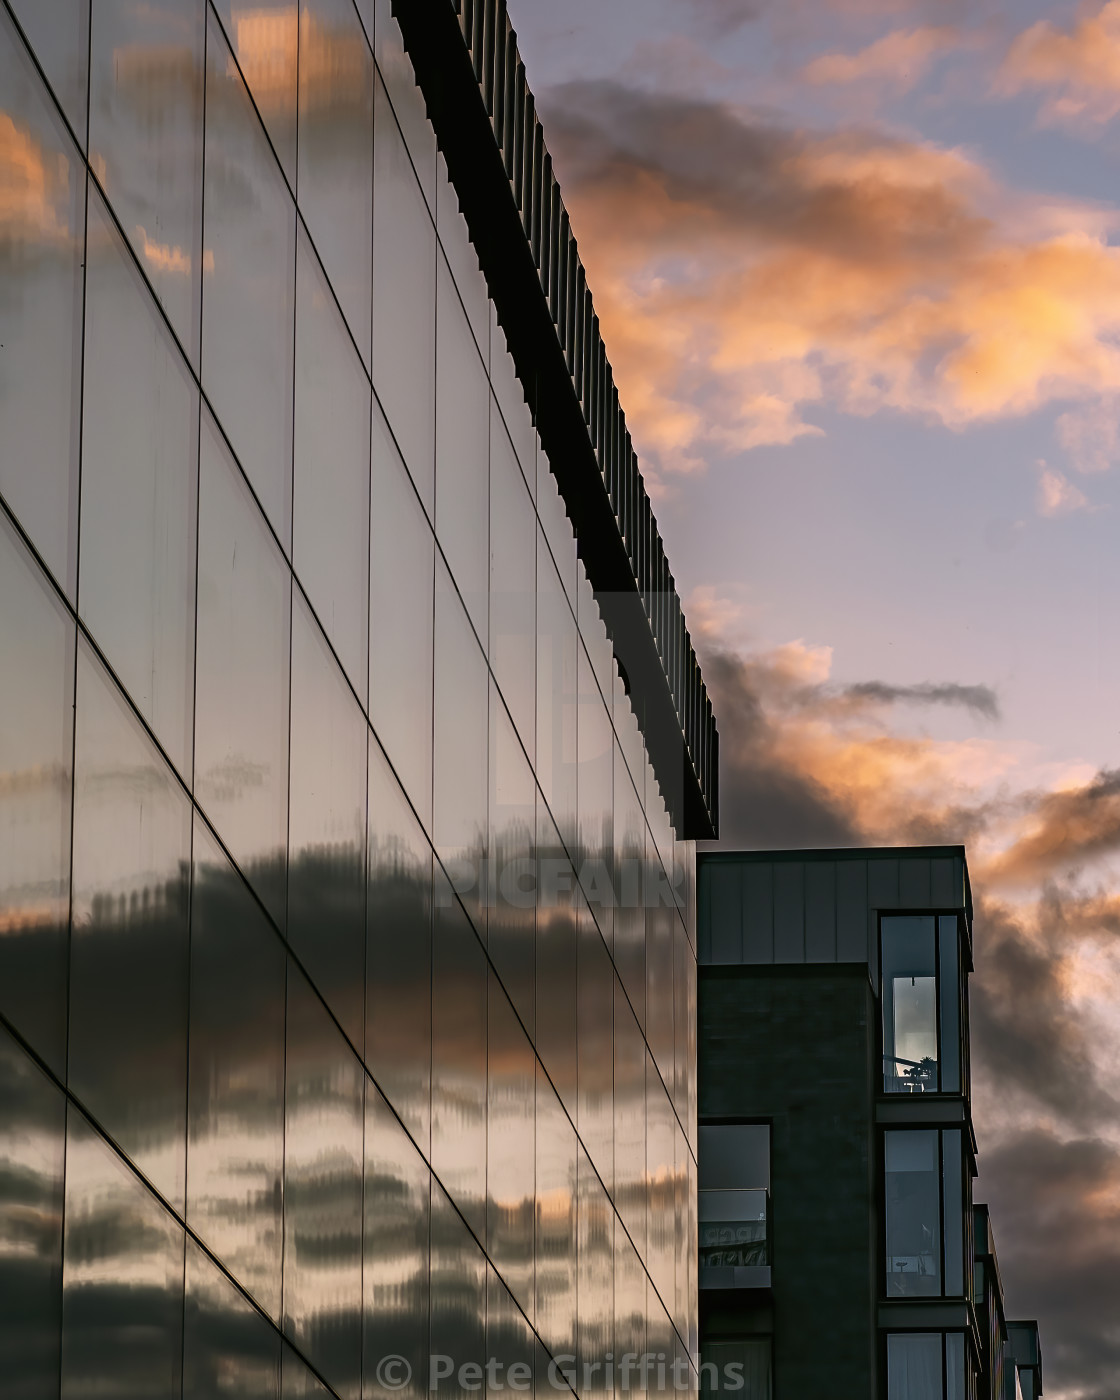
[540,77,988,267]
[678,0,765,40]
[841,679,1000,719]
[971,889,1120,1133]
[698,646,1007,850]
[978,1128,1120,1400]
[699,648,866,849]
[988,768,1120,884]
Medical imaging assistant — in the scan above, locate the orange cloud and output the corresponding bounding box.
[702,627,1120,892]
[980,772,1120,889]
[702,637,1018,854]
[999,1,1120,127]
[543,82,1120,475]
[802,25,958,92]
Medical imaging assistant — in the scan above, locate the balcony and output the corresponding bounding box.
[884,1053,939,1093]
[698,1188,770,1291]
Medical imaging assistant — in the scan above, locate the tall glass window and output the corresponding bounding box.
[0,512,75,1077]
[884,1130,967,1299]
[87,0,206,363]
[886,1333,968,1400]
[699,1340,772,1400]
[201,10,296,550]
[882,915,964,1094]
[296,0,374,368]
[80,188,199,777]
[0,4,85,598]
[69,643,192,1213]
[885,1131,940,1296]
[194,413,292,929]
[0,1023,66,1394]
[60,1113,186,1400]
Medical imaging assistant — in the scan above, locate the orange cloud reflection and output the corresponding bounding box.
[0,112,72,244]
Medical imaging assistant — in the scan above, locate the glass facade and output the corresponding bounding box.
[0,4,699,1398]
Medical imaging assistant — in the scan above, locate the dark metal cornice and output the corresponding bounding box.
[394,0,719,839]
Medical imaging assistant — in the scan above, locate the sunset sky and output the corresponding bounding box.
[512,2,1120,1395]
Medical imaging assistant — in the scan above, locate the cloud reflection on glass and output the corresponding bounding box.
[0,1,698,1392]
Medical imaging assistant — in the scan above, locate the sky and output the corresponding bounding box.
[509,2,1120,1396]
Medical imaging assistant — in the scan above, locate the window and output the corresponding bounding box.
[885,1130,966,1299]
[699,1340,772,1400]
[886,1333,967,1400]
[881,915,963,1094]
[698,1124,770,1269]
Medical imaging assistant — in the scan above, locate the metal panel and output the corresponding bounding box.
[742,863,774,964]
[540,151,553,286]
[511,60,524,201]
[836,860,869,964]
[533,125,545,267]
[549,190,561,318]
[772,862,805,963]
[930,857,956,908]
[804,860,837,962]
[706,865,742,964]
[868,858,900,910]
[899,856,931,907]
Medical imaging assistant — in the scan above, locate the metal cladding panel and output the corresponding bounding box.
[513,64,525,194]
[697,868,711,963]
[836,860,869,964]
[773,862,805,963]
[699,849,970,981]
[930,856,957,908]
[705,864,742,964]
[899,856,932,907]
[742,863,774,963]
[868,857,900,910]
[804,860,837,961]
[539,154,553,285]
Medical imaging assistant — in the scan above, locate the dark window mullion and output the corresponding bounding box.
[939,1128,946,1297]
[934,916,942,1092]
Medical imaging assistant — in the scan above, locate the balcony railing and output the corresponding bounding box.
[698,1188,769,1269]
[884,1054,939,1093]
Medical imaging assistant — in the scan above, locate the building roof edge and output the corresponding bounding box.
[393,0,718,837]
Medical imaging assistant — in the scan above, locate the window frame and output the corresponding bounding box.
[697,1117,773,1271]
[882,1330,973,1400]
[881,1127,969,1302]
[879,912,966,1097]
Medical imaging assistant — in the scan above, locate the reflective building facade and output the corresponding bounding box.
[0,0,717,1394]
